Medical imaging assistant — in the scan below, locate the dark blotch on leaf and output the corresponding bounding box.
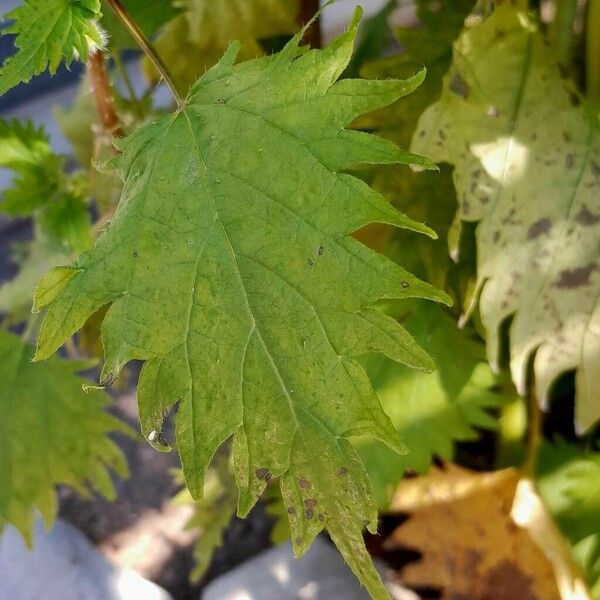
[527,218,552,240]
[255,467,272,482]
[298,477,311,490]
[401,281,410,289]
[287,506,296,515]
[565,153,575,169]
[318,245,324,256]
[575,204,600,226]
[337,467,349,476]
[554,264,598,288]
[449,72,468,98]
[304,498,318,519]
[308,258,314,267]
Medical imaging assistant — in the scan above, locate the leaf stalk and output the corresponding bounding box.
[103,0,185,109]
[587,0,600,103]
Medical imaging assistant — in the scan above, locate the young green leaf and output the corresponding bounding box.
[0,119,92,252]
[0,329,130,543]
[173,452,237,582]
[34,13,449,598]
[0,0,103,96]
[537,440,600,592]
[359,303,509,506]
[143,0,299,95]
[412,4,600,433]
[0,119,62,216]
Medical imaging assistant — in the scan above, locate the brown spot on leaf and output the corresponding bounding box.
[482,560,537,600]
[287,506,297,515]
[337,467,349,476]
[318,245,324,256]
[255,468,272,482]
[575,204,600,225]
[304,498,318,519]
[554,263,598,288]
[298,478,311,490]
[401,281,410,289]
[565,154,575,169]
[527,218,552,240]
[450,72,469,98]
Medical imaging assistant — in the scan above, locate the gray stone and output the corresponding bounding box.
[0,519,172,600]
[202,537,420,600]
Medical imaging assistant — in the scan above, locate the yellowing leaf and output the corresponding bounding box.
[411,5,600,432]
[384,467,575,600]
[34,15,450,598]
[0,330,130,543]
[143,0,299,95]
[0,0,103,96]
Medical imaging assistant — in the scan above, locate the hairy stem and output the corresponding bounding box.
[523,388,543,477]
[551,0,578,66]
[299,0,322,49]
[103,0,184,108]
[87,50,124,138]
[587,0,600,103]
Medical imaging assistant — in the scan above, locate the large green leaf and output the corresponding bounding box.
[0,0,103,96]
[0,329,130,543]
[33,14,449,598]
[412,4,600,432]
[143,0,299,95]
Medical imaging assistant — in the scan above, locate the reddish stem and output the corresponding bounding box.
[87,50,124,139]
[298,0,322,49]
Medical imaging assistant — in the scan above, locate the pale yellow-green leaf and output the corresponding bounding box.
[412,4,600,432]
[0,233,71,321]
[143,0,299,95]
[0,329,130,543]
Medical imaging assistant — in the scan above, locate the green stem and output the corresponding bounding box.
[103,0,184,109]
[298,0,322,49]
[112,51,144,117]
[523,389,543,477]
[587,0,600,103]
[551,0,578,67]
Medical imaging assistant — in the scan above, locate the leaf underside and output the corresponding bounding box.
[0,0,103,97]
[0,330,129,543]
[412,5,600,432]
[34,14,449,598]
